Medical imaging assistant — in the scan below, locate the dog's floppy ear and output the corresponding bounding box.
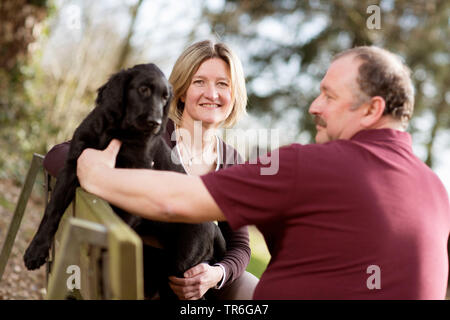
[160,84,173,129]
[95,69,131,122]
[165,85,174,113]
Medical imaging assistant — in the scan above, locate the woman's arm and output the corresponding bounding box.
[215,143,251,286]
[76,139,226,223]
[216,224,251,286]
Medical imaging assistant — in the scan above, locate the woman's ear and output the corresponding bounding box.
[360,96,386,128]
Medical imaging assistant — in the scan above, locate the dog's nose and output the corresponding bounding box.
[147,118,162,126]
[147,119,162,134]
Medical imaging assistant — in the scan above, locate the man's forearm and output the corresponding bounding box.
[86,166,169,220]
[76,139,225,223]
[82,166,225,223]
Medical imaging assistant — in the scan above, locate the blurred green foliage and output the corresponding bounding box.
[0,0,50,182]
[2,0,449,184]
[246,255,268,279]
[246,226,270,279]
[203,0,450,167]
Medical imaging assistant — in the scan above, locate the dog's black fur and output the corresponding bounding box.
[23,63,226,298]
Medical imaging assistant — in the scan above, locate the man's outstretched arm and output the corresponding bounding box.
[76,139,225,223]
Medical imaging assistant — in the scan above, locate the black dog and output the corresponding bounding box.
[23,63,226,298]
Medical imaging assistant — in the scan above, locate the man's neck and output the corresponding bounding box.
[368,116,406,131]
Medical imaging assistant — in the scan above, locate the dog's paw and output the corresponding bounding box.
[23,240,50,270]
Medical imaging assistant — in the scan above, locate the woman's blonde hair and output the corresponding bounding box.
[168,40,247,127]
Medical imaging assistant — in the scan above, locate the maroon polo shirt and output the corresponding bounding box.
[201,129,450,299]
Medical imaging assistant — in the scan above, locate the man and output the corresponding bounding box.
[77,46,450,299]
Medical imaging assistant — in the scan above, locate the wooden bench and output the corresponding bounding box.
[0,154,144,299]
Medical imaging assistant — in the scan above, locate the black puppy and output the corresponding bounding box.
[23,63,226,298]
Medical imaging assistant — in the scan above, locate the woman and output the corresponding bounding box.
[163,40,259,300]
[43,40,258,300]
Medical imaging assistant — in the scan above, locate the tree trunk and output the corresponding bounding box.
[0,0,47,71]
[114,0,144,71]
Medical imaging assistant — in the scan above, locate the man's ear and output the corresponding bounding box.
[360,96,386,128]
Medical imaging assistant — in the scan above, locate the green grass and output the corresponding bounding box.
[246,226,270,279]
[247,254,269,279]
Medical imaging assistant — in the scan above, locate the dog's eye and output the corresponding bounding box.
[162,92,169,101]
[138,86,151,97]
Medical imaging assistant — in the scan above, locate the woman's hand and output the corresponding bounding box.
[168,263,224,300]
[76,139,122,194]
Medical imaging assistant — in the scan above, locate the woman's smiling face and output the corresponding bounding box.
[181,58,233,127]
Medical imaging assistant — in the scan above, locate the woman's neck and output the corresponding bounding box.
[175,118,219,175]
[179,118,217,153]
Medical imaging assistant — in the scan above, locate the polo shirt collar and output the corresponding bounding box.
[350,128,413,150]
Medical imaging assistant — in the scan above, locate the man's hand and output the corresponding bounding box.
[168,263,224,300]
[76,139,122,194]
